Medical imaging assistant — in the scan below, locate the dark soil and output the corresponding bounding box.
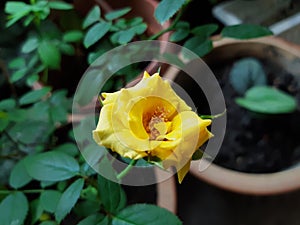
[212,58,300,173]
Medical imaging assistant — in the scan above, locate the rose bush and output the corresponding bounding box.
[93,71,213,183]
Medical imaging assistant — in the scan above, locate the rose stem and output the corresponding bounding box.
[116,159,137,180]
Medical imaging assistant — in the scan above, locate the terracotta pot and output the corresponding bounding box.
[154,167,177,213]
[186,36,300,195]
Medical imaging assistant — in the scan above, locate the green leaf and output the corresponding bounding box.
[0,192,29,225]
[81,185,98,202]
[112,18,127,30]
[112,204,182,225]
[97,217,110,225]
[8,119,52,146]
[40,190,62,213]
[55,178,84,223]
[97,175,126,214]
[132,23,147,34]
[9,158,32,189]
[183,37,213,58]
[192,149,204,160]
[191,24,218,38]
[154,0,185,25]
[161,53,185,68]
[63,30,83,42]
[30,199,44,224]
[40,180,57,188]
[22,36,39,53]
[26,74,39,86]
[77,213,106,225]
[0,118,9,132]
[28,53,39,68]
[9,57,26,69]
[116,30,136,44]
[53,143,78,157]
[169,29,189,42]
[5,2,31,27]
[229,58,267,94]
[24,151,80,181]
[74,200,100,218]
[111,23,146,45]
[5,2,30,14]
[84,22,111,48]
[49,90,70,122]
[175,21,190,29]
[105,7,131,21]
[11,69,27,82]
[38,40,61,69]
[23,14,35,26]
[48,1,73,10]
[59,43,75,55]
[127,17,144,26]
[236,86,297,114]
[57,181,68,192]
[0,99,16,110]
[6,108,26,122]
[19,87,51,105]
[81,144,105,168]
[83,6,101,29]
[221,24,273,39]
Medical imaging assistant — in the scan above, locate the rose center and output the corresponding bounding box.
[144,106,169,140]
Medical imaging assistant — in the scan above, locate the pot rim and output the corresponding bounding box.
[190,159,300,195]
[212,35,300,57]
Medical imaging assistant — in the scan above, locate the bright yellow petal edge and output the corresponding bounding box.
[92,71,213,183]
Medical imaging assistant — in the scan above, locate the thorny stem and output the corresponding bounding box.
[117,159,136,180]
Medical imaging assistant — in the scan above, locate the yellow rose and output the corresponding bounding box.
[93,71,213,183]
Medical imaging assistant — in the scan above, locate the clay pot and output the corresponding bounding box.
[187,36,300,195]
[154,168,177,213]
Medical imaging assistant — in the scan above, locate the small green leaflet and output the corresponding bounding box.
[236,86,297,114]
[19,87,51,105]
[97,175,127,214]
[38,40,61,69]
[0,192,29,225]
[105,7,131,21]
[24,151,80,181]
[40,190,62,213]
[55,179,85,223]
[112,204,182,225]
[84,22,111,48]
[221,24,273,39]
[83,6,101,29]
[9,157,32,189]
[154,0,185,25]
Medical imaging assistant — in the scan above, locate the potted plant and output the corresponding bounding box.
[188,36,300,195]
